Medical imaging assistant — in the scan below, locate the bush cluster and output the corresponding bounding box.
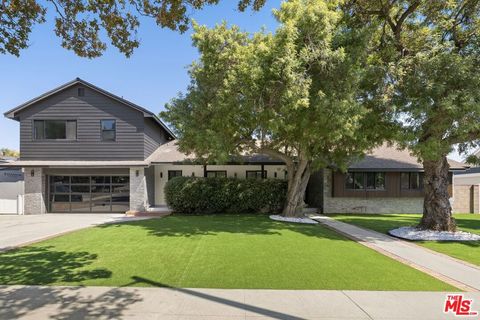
[164,176,287,214]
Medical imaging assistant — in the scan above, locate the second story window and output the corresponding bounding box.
[34,120,76,140]
[101,120,116,141]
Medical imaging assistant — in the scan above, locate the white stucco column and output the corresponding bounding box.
[23,167,46,214]
[129,167,147,212]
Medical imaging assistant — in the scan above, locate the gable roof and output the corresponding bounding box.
[3,78,175,139]
[349,143,467,171]
[147,141,467,170]
[146,140,284,164]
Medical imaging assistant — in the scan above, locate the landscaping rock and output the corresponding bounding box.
[389,226,480,241]
[269,215,318,224]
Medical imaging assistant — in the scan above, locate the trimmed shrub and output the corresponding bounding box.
[164,176,287,214]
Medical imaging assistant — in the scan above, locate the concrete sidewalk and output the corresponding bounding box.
[311,215,480,292]
[0,285,477,320]
[0,214,148,252]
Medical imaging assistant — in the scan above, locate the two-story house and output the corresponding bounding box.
[3,78,468,215]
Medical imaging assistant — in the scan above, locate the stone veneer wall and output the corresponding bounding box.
[23,167,46,214]
[322,169,423,214]
[130,167,147,212]
[452,185,480,213]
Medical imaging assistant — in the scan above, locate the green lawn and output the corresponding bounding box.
[330,213,480,266]
[0,215,456,291]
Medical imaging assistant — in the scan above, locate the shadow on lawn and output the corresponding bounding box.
[98,214,353,241]
[0,246,112,285]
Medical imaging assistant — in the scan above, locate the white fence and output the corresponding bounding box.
[0,195,23,214]
[0,181,24,214]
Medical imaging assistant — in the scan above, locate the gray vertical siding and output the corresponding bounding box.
[16,84,168,161]
[144,117,167,158]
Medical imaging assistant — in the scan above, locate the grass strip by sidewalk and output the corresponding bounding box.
[330,213,480,267]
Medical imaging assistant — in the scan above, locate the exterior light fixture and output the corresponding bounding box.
[30,169,35,177]
[160,172,163,178]
[136,170,139,177]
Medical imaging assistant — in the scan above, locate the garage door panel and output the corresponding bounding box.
[49,175,129,213]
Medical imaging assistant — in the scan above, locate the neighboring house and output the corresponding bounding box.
[452,149,480,213]
[0,156,24,214]
[2,79,468,214]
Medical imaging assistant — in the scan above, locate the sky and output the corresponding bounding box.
[0,0,281,150]
[0,0,465,161]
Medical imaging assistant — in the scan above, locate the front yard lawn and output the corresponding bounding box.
[0,215,456,291]
[330,214,480,266]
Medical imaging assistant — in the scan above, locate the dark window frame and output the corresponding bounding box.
[168,170,182,180]
[401,172,424,190]
[33,119,77,141]
[345,172,386,191]
[246,170,267,179]
[100,119,116,142]
[206,170,227,178]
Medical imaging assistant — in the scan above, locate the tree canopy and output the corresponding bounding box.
[162,0,391,216]
[0,148,19,157]
[349,0,480,230]
[0,0,266,58]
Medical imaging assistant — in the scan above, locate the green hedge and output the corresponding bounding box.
[164,176,287,214]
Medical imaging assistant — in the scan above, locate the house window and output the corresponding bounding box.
[345,172,385,190]
[168,170,182,180]
[401,172,424,190]
[34,120,77,140]
[206,171,227,178]
[101,120,116,141]
[246,170,266,179]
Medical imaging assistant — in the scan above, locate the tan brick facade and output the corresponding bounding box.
[322,169,423,214]
[452,184,480,213]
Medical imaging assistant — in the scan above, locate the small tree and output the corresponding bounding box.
[0,0,265,58]
[350,0,480,231]
[0,148,19,157]
[162,0,390,217]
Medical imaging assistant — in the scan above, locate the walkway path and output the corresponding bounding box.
[311,215,480,292]
[0,214,148,252]
[0,285,477,320]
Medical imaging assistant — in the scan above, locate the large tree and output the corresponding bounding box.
[349,1,480,231]
[0,0,265,58]
[162,0,390,217]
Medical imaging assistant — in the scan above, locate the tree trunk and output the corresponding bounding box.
[418,156,456,231]
[282,159,311,217]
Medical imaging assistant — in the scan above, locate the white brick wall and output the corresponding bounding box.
[129,167,147,212]
[323,169,423,214]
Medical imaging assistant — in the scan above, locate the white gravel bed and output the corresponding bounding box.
[388,226,480,241]
[269,215,318,224]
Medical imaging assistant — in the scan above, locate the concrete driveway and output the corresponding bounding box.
[0,214,135,251]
